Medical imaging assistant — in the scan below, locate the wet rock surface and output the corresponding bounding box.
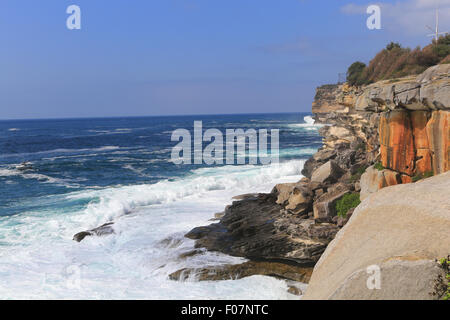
[73,222,115,242]
[169,260,313,283]
[185,193,339,267]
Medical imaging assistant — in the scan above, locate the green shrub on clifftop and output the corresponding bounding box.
[347,61,366,86]
[336,193,361,218]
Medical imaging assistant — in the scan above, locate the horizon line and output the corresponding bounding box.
[0,111,311,122]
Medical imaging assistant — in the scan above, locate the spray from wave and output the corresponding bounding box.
[288,115,324,131]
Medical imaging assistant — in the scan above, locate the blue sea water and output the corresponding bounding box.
[0,113,322,299]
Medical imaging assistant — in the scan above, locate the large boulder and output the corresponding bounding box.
[355,64,449,112]
[393,81,423,110]
[303,171,450,300]
[311,160,345,184]
[272,182,313,215]
[285,183,313,214]
[272,183,296,205]
[359,166,401,200]
[313,183,351,222]
[417,64,450,110]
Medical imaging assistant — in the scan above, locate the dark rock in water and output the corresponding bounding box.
[73,222,115,242]
[184,193,339,266]
[287,284,303,296]
[73,231,92,242]
[169,260,313,283]
[178,249,204,259]
[159,235,183,248]
[185,225,222,240]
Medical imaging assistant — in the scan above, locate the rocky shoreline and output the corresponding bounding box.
[73,64,449,299]
[169,64,450,298]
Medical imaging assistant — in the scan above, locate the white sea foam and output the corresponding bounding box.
[0,146,121,159]
[288,115,325,131]
[0,159,306,299]
[8,128,20,132]
[0,167,75,187]
[303,115,315,125]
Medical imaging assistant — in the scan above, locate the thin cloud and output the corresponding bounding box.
[341,0,450,36]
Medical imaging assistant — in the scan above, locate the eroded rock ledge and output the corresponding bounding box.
[184,192,339,267]
[169,260,312,284]
[306,64,449,199]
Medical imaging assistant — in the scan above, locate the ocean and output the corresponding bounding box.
[0,113,323,299]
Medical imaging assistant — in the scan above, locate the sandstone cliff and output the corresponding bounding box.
[305,64,449,200]
[301,63,450,300]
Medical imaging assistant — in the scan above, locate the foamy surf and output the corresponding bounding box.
[0,159,309,299]
[0,113,321,299]
[0,167,69,186]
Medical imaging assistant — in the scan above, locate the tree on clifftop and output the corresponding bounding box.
[347,61,366,86]
[346,36,450,86]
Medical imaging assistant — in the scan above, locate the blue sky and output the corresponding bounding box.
[0,0,449,119]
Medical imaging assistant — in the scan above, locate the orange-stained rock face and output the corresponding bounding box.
[360,166,401,200]
[426,110,450,174]
[411,111,430,148]
[411,111,433,174]
[383,169,401,186]
[379,111,415,176]
[380,110,449,177]
[400,175,412,184]
[415,149,433,174]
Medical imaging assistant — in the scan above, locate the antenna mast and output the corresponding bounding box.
[427,6,449,42]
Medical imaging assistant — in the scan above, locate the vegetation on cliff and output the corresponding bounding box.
[335,193,360,218]
[347,35,450,86]
[431,256,450,300]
